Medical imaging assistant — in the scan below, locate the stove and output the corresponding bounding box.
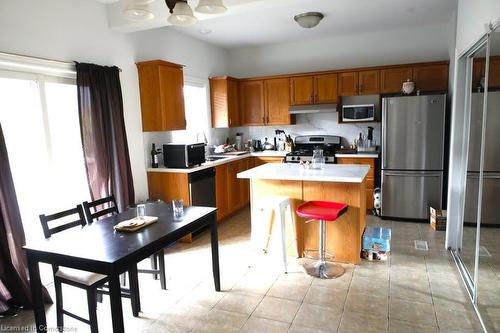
[285,135,341,163]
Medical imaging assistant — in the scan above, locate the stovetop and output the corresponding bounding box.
[284,135,341,163]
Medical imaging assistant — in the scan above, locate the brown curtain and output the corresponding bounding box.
[0,123,51,309]
[76,63,135,212]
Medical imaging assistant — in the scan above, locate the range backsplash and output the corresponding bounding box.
[229,112,381,149]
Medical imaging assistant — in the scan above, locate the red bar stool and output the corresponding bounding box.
[296,201,348,279]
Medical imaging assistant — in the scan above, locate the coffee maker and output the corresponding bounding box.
[251,139,262,151]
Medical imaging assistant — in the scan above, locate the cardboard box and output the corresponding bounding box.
[362,227,391,252]
[430,207,447,231]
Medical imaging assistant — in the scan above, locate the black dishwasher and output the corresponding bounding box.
[188,167,216,207]
[188,167,216,236]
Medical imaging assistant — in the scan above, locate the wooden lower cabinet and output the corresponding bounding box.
[253,156,284,166]
[216,158,252,222]
[337,157,376,210]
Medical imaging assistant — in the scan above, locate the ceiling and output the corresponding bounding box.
[104,0,458,49]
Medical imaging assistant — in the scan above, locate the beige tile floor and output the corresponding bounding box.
[1,208,485,333]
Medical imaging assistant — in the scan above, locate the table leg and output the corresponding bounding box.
[27,253,47,333]
[108,273,125,333]
[210,213,221,291]
[128,264,141,316]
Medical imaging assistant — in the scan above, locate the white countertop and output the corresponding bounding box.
[335,153,379,158]
[237,163,370,183]
[147,151,286,174]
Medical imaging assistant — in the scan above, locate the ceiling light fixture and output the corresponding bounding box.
[198,28,212,35]
[294,12,324,29]
[195,0,227,14]
[123,0,155,21]
[166,0,198,26]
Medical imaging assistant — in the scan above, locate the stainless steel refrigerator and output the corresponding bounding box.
[381,94,446,219]
[464,91,500,225]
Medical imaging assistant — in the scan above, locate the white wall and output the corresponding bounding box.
[0,0,229,201]
[228,23,451,77]
[455,0,500,56]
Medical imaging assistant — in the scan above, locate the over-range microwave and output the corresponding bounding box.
[342,104,375,122]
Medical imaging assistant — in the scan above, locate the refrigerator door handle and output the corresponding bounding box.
[381,98,388,169]
[383,171,443,177]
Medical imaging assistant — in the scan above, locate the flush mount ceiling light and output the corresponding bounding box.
[123,0,155,21]
[294,12,324,29]
[195,0,227,14]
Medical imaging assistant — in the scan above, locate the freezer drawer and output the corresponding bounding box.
[464,173,500,224]
[382,95,446,170]
[381,170,443,219]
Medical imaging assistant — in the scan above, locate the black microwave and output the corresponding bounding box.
[342,104,375,122]
[163,143,205,168]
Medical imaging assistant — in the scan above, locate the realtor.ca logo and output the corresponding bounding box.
[0,325,77,332]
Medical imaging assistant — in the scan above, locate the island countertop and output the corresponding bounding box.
[237,163,370,183]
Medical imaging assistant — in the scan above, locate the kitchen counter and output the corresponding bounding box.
[237,163,369,183]
[335,153,379,158]
[240,162,368,265]
[147,151,286,174]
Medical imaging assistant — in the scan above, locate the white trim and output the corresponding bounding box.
[0,52,76,79]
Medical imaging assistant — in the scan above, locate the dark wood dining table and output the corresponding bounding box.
[24,202,220,333]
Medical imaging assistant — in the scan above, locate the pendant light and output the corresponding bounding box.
[123,0,155,21]
[166,0,198,26]
[195,0,227,14]
[294,12,324,29]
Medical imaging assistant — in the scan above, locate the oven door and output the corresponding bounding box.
[342,104,375,122]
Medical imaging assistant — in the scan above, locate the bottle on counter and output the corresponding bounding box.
[151,143,159,168]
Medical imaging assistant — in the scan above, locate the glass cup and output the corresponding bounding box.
[172,199,184,220]
[136,204,145,219]
[311,149,325,170]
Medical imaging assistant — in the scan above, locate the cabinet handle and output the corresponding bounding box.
[267,116,270,123]
[262,116,266,123]
[229,118,232,125]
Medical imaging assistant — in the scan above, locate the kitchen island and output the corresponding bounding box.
[238,163,370,264]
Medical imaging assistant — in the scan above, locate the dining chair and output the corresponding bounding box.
[82,195,166,290]
[39,205,106,333]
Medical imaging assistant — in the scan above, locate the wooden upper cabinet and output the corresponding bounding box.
[210,76,240,128]
[358,70,380,95]
[488,56,500,88]
[338,72,359,96]
[240,80,265,126]
[472,58,485,90]
[380,67,413,94]
[290,76,314,105]
[136,60,186,132]
[265,77,291,125]
[413,64,448,92]
[314,74,338,103]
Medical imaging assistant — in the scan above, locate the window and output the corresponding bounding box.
[0,70,89,242]
[170,78,210,142]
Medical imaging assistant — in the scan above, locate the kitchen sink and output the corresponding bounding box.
[205,156,229,162]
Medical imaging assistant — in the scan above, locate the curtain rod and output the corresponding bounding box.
[0,51,123,72]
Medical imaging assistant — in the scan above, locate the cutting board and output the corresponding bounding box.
[114,216,158,232]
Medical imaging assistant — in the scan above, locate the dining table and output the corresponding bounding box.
[24,202,220,333]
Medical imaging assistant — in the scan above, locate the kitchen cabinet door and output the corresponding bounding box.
[358,70,380,95]
[488,56,500,88]
[240,80,265,126]
[210,76,240,128]
[413,64,448,92]
[472,59,485,90]
[226,161,241,212]
[338,72,359,96]
[265,78,291,125]
[337,157,375,209]
[215,164,229,221]
[380,67,413,93]
[290,76,314,105]
[137,60,186,131]
[238,159,250,206]
[314,74,338,103]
